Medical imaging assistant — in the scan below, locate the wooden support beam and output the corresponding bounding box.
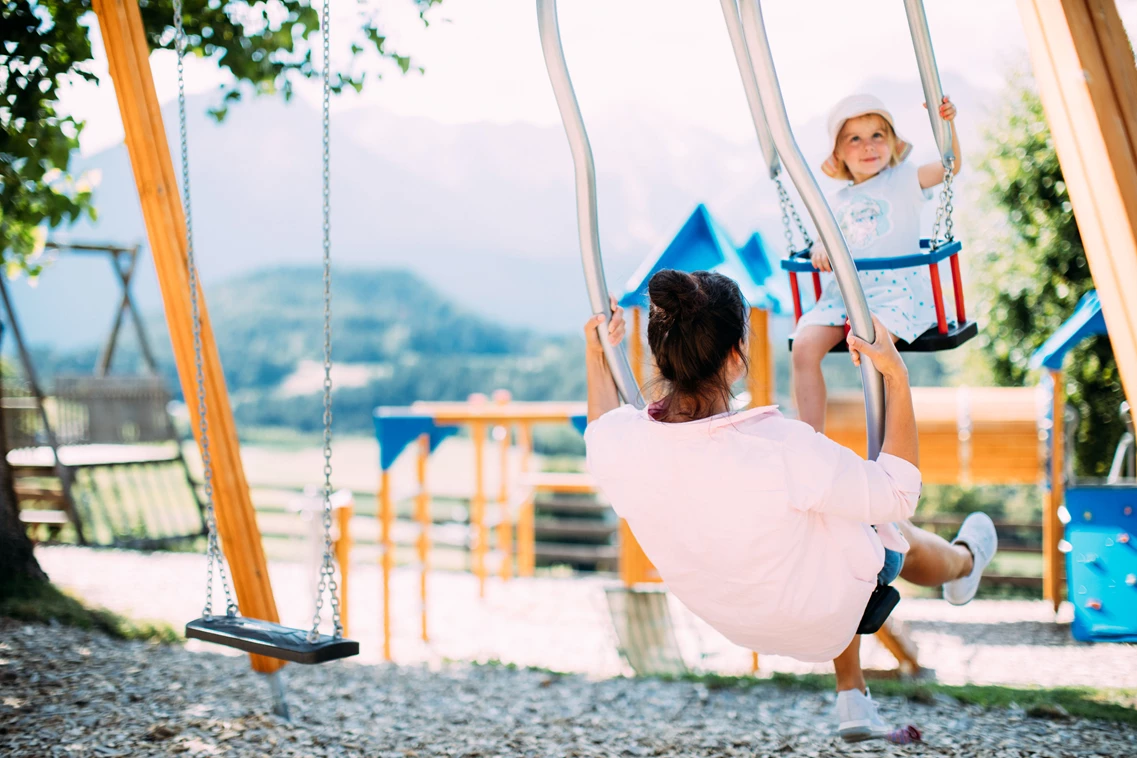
[334,500,353,638]
[416,434,431,642]
[92,0,282,674]
[471,421,488,597]
[1045,370,1067,611]
[747,307,772,407]
[1019,0,1137,407]
[875,618,920,675]
[517,423,536,578]
[379,469,393,662]
[630,307,645,388]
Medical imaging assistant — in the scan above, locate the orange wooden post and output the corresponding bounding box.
[517,423,536,577]
[747,307,773,408]
[1045,369,1067,611]
[618,520,637,587]
[745,308,772,675]
[618,308,658,587]
[471,422,488,597]
[874,621,921,674]
[379,469,394,661]
[334,499,353,638]
[415,434,431,641]
[91,0,282,675]
[1019,0,1137,407]
[630,307,645,387]
[619,521,659,587]
[497,425,514,580]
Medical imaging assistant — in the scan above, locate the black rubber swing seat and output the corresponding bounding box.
[787,319,978,354]
[185,615,360,664]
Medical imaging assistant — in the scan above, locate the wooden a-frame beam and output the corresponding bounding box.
[91,0,284,675]
[1020,0,1137,406]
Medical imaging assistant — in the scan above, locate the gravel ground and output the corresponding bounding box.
[34,547,1137,688]
[2,619,1135,758]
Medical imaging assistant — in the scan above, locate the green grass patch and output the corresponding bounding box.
[0,578,180,644]
[665,670,1137,726]
[450,661,1137,726]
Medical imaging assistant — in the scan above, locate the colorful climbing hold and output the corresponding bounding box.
[1087,599,1102,610]
[1126,574,1136,587]
[1119,532,1131,545]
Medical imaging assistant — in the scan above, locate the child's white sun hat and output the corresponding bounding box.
[821,93,913,179]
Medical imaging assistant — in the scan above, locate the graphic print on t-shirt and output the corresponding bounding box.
[836,194,892,250]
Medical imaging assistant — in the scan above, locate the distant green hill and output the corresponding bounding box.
[29,265,948,438]
[35,266,587,434]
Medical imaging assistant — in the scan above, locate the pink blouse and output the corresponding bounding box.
[585,404,920,662]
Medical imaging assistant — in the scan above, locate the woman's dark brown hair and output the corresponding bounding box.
[646,269,748,421]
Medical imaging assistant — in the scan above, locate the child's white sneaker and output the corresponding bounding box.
[943,512,998,606]
[835,688,892,742]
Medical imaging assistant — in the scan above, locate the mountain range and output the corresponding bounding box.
[11,73,995,354]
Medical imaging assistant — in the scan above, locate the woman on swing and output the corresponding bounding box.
[583,270,996,743]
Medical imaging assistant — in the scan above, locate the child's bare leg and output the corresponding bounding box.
[791,325,846,432]
[896,520,973,586]
[833,634,866,693]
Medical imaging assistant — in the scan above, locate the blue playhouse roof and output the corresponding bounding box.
[1030,290,1109,370]
[617,204,789,315]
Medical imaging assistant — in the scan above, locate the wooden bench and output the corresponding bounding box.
[19,508,70,544]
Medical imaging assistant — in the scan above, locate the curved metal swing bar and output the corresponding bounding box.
[718,0,780,180]
[904,0,954,167]
[536,0,645,409]
[735,0,885,457]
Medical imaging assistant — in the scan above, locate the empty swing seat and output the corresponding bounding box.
[781,239,978,353]
[185,615,359,665]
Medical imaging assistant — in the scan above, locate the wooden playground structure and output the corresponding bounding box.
[3,241,205,549]
[75,0,1137,682]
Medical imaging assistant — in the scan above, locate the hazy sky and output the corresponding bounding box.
[59,0,1137,156]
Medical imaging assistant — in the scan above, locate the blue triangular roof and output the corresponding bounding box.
[736,232,774,283]
[1030,290,1109,370]
[618,205,787,315]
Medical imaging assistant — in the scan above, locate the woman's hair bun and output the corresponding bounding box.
[648,270,708,322]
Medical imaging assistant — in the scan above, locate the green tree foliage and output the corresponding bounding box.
[0,0,441,582]
[973,69,1125,476]
[1,0,441,270]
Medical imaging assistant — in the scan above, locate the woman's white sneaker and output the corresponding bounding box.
[836,688,893,742]
[943,512,998,606]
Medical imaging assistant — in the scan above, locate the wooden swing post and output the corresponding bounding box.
[92,0,282,675]
[1020,0,1137,408]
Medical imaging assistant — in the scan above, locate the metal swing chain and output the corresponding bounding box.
[174,0,237,620]
[930,158,955,249]
[309,0,343,643]
[774,175,813,255]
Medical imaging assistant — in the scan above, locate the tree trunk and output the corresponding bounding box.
[0,321,47,586]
